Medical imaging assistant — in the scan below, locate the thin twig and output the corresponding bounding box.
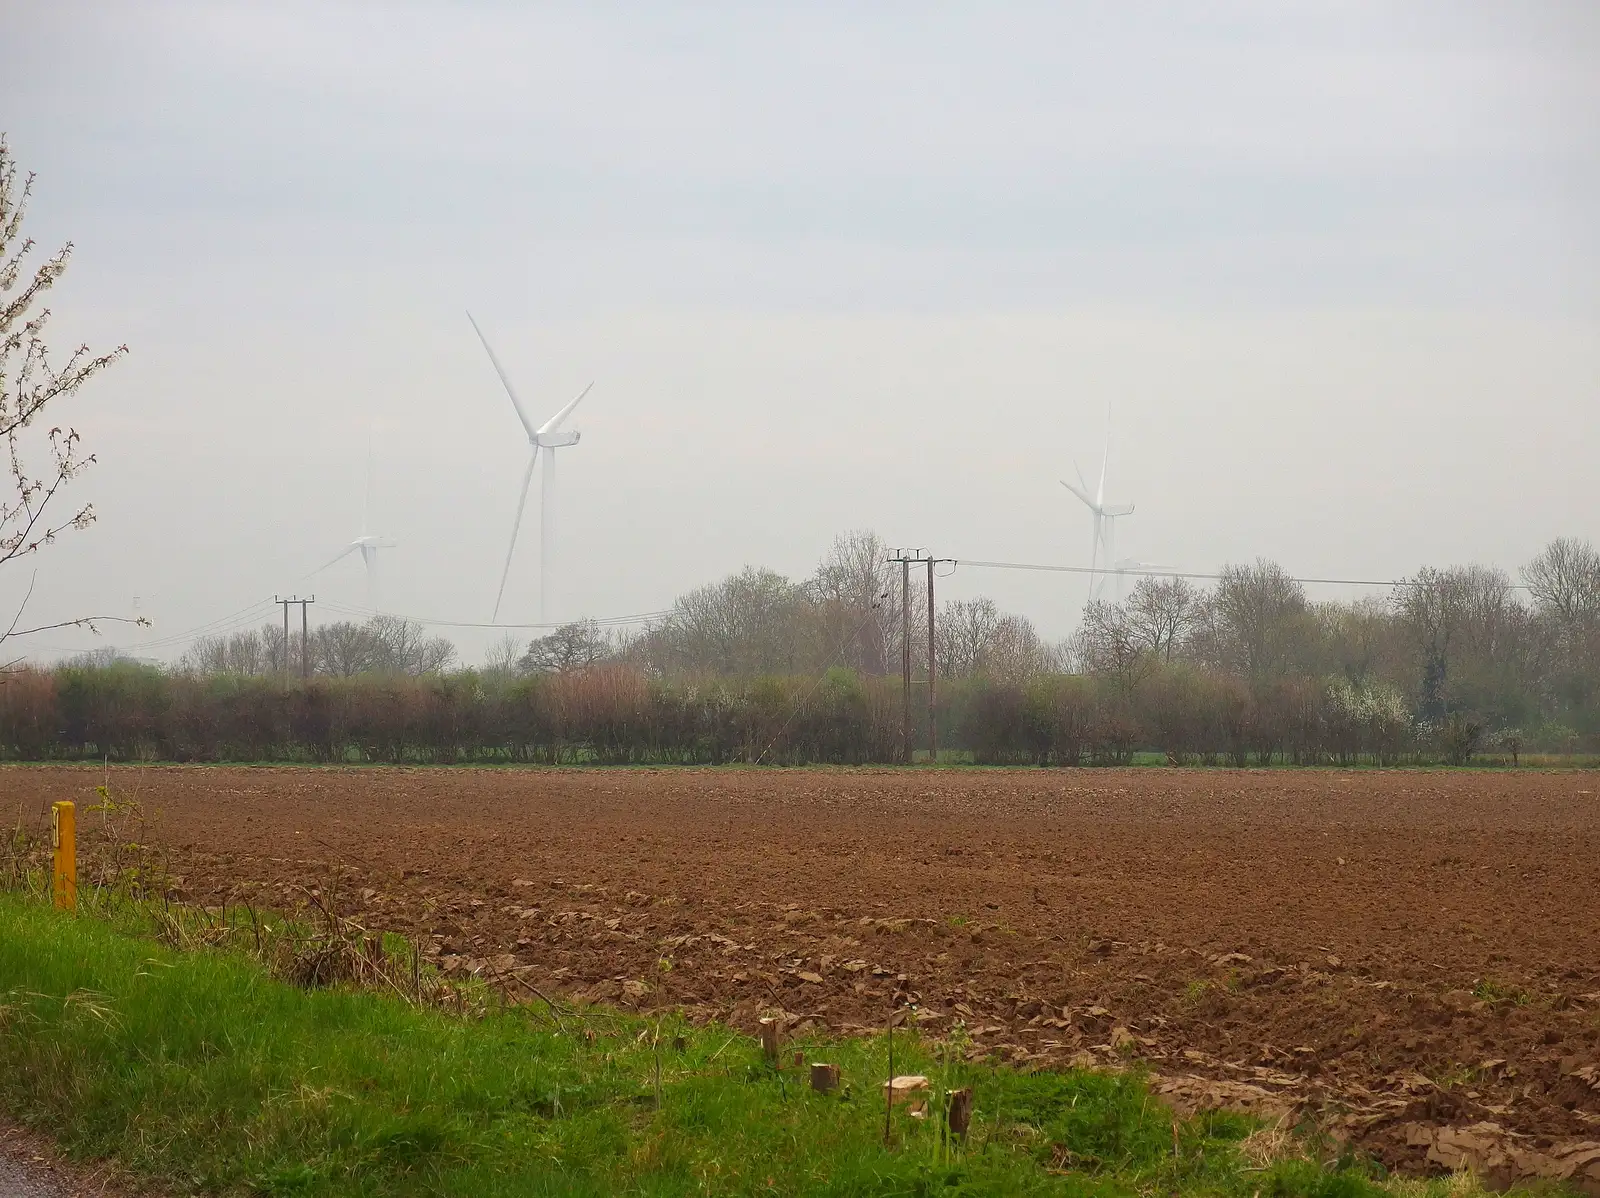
[504,972,569,1036]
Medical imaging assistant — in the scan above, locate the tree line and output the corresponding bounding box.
[1,532,1594,765]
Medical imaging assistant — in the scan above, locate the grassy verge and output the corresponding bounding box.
[0,894,1434,1198]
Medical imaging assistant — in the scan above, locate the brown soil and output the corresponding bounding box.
[7,764,1600,1179]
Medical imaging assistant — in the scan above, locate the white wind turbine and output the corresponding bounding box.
[314,439,396,610]
[1060,415,1134,604]
[467,312,594,622]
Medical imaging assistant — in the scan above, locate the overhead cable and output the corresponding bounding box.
[315,598,672,631]
[954,559,1532,590]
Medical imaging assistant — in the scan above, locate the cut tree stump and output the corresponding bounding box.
[758,1017,779,1064]
[947,1087,973,1137]
[883,1074,930,1108]
[810,1063,840,1093]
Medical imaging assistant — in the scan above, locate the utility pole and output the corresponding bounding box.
[923,555,953,762]
[927,556,937,764]
[887,550,951,763]
[888,550,922,763]
[274,595,315,680]
[901,556,911,764]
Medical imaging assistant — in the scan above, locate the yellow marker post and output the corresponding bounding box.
[51,800,76,911]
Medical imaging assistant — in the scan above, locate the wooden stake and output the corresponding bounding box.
[884,1013,895,1143]
[810,1062,840,1093]
[947,1088,973,1138]
[792,1049,804,1069]
[51,801,76,911]
[758,1017,779,1064]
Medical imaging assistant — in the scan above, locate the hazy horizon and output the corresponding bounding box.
[4,1,1597,665]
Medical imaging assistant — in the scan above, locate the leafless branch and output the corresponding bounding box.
[0,134,125,635]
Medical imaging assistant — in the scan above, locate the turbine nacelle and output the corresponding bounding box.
[1060,480,1133,520]
[534,430,581,449]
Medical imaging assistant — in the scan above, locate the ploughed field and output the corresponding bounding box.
[12,765,1600,1173]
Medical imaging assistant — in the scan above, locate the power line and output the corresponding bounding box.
[130,599,278,650]
[314,599,672,631]
[15,552,1541,666]
[28,597,279,656]
[954,559,1534,591]
[24,597,671,662]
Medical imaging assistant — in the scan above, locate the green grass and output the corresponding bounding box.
[0,894,1415,1197]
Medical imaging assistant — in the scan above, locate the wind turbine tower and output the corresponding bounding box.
[315,438,397,610]
[1060,413,1134,603]
[468,312,594,622]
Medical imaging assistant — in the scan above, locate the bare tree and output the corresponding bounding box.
[180,627,271,675]
[312,621,378,677]
[808,529,893,674]
[519,620,610,674]
[938,597,1003,678]
[1123,576,1202,662]
[937,597,1050,680]
[1071,599,1150,689]
[483,631,525,678]
[644,566,808,676]
[1198,559,1311,679]
[65,645,135,668]
[256,620,292,675]
[1523,537,1600,627]
[0,136,131,655]
[366,614,456,675]
[1393,564,1525,721]
[1317,595,1403,685]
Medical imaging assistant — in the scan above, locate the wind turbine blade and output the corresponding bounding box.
[1073,459,1093,495]
[363,431,373,537]
[1097,434,1109,506]
[467,311,539,440]
[1059,479,1095,508]
[537,381,594,436]
[492,451,540,621]
[311,544,360,575]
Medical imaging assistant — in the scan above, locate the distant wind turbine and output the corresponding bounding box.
[467,311,594,622]
[314,438,396,610]
[1060,412,1134,604]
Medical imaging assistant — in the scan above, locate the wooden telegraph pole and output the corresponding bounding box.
[889,550,922,762]
[301,596,313,678]
[923,556,954,762]
[274,595,315,681]
[900,555,912,763]
[927,557,937,763]
[888,550,952,763]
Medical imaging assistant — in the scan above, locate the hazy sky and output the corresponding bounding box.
[4,1,1598,661]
